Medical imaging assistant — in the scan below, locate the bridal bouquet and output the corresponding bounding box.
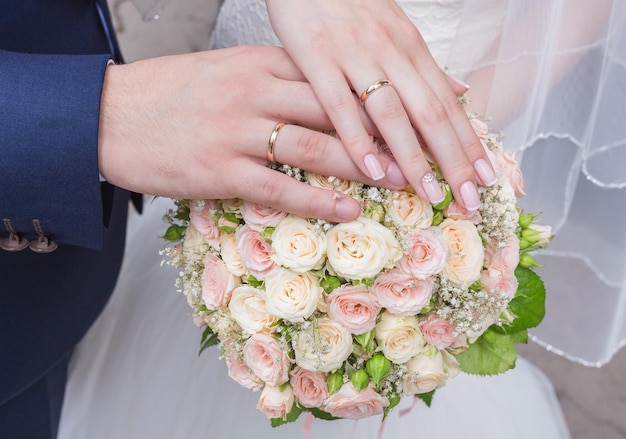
[162,115,551,425]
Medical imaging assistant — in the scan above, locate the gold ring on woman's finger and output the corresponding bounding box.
[359,79,393,106]
[267,122,287,163]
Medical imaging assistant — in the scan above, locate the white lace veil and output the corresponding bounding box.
[446,0,626,366]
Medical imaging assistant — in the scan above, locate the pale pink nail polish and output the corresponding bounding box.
[460,181,481,211]
[474,158,497,186]
[448,75,470,90]
[422,172,445,204]
[364,153,385,181]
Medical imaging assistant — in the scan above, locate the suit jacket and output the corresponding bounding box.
[0,0,131,404]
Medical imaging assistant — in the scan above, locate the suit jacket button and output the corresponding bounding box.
[29,235,58,253]
[0,233,29,251]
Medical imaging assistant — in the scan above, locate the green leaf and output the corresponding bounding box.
[502,266,546,334]
[308,407,339,421]
[162,224,186,241]
[198,326,219,356]
[174,205,190,221]
[382,394,402,420]
[417,390,436,407]
[455,328,517,375]
[271,404,304,428]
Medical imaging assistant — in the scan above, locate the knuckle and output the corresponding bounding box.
[259,176,286,207]
[297,131,328,164]
[369,94,405,123]
[418,99,448,127]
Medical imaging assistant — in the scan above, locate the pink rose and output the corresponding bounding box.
[420,314,455,350]
[324,382,389,420]
[189,199,221,247]
[201,253,240,309]
[494,150,525,198]
[397,229,447,279]
[327,285,381,335]
[481,269,519,299]
[225,351,263,392]
[236,224,277,280]
[243,333,290,386]
[371,268,434,315]
[257,385,294,420]
[485,236,520,276]
[240,201,288,231]
[290,366,328,408]
[444,200,482,224]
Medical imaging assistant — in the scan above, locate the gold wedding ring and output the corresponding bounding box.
[359,79,393,106]
[267,122,287,163]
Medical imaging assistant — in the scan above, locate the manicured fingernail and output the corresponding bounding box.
[386,162,408,187]
[422,172,445,204]
[364,153,385,181]
[335,197,360,221]
[448,75,470,90]
[460,181,481,211]
[474,158,497,186]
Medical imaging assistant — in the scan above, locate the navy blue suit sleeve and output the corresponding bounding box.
[0,49,110,249]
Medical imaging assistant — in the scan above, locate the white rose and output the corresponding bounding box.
[385,190,433,230]
[326,217,402,280]
[271,215,327,272]
[219,232,246,277]
[375,311,425,364]
[228,285,278,335]
[264,269,322,323]
[439,219,484,285]
[220,198,244,214]
[293,317,353,373]
[402,350,449,395]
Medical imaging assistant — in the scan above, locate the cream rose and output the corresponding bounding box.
[371,268,435,315]
[240,200,288,231]
[256,385,294,420]
[236,224,277,280]
[304,172,359,196]
[182,224,209,263]
[271,215,327,272]
[228,285,277,335]
[375,311,425,364]
[293,317,353,373]
[264,269,322,323]
[402,350,449,395]
[439,219,484,285]
[243,333,290,386]
[290,366,328,408]
[200,253,240,310]
[326,217,402,280]
[386,190,433,230]
[327,285,381,335]
[220,198,243,214]
[397,229,447,279]
[324,383,389,420]
[219,232,246,277]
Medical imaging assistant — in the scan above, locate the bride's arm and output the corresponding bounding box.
[265,0,497,211]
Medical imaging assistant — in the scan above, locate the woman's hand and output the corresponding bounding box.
[98,46,407,223]
[266,0,497,210]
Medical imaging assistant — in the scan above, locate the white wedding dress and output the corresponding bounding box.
[59,0,626,437]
